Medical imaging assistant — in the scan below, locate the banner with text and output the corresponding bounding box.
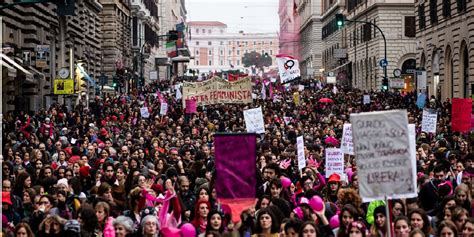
[297,136,306,171]
[243,107,265,134]
[452,98,472,132]
[276,54,301,84]
[350,110,414,201]
[421,109,437,133]
[325,148,344,178]
[182,76,252,106]
[341,124,354,155]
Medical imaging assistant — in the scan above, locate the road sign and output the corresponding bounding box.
[379,59,388,68]
[406,69,416,74]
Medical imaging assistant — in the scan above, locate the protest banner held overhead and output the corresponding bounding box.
[182,76,252,106]
[243,107,265,134]
[350,110,415,201]
[325,148,344,178]
[297,136,306,171]
[452,98,472,132]
[421,109,437,133]
[276,54,301,84]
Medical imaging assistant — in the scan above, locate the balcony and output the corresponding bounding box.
[130,0,150,18]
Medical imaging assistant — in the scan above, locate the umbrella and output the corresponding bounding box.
[318,98,334,103]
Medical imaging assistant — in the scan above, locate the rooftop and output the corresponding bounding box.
[187,21,227,27]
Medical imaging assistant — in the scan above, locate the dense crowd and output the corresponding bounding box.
[1,77,473,237]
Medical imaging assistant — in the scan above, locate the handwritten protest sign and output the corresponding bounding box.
[452,98,472,132]
[160,102,168,115]
[185,99,197,113]
[401,124,418,199]
[182,76,252,106]
[276,54,301,84]
[421,109,437,133]
[341,124,354,155]
[363,95,370,104]
[243,107,265,134]
[325,148,344,178]
[297,136,305,171]
[350,110,414,201]
[140,107,150,118]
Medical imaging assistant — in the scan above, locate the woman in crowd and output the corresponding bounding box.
[409,209,433,237]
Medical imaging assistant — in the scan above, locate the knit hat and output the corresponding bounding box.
[374,205,386,219]
[57,178,69,189]
[2,192,12,205]
[64,219,81,233]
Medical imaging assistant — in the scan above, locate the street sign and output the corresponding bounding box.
[379,59,388,68]
[406,69,416,74]
[390,78,405,89]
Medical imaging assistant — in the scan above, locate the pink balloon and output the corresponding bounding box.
[309,196,324,212]
[180,223,196,237]
[329,215,340,229]
[293,207,303,219]
[281,176,292,188]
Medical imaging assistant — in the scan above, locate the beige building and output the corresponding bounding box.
[415,0,472,99]
[187,21,279,75]
[2,0,103,113]
[321,0,417,91]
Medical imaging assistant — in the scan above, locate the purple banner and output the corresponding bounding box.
[215,133,256,199]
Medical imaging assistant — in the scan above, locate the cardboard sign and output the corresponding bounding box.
[243,107,265,134]
[185,99,197,113]
[363,95,370,104]
[325,148,344,178]
[182,76,252,106]
[160,102,168,115]
[452,98,472,132]
[276,55,301,84]
[421,109,437,133]
[341,124,354,155]
[350,110,414,202]
[297,136,306,171]
[140,107,150,118]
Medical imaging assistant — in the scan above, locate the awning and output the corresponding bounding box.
[330,61,351,72]
[178,47,190,57]
[171,55,190,62]
[155,57,171,66]
[0,53,33,76]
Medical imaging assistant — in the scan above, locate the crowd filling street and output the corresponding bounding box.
[1,77,473,237]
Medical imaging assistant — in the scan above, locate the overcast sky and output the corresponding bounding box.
[186,0,279,34]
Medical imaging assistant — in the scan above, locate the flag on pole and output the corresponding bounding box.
[261,84,266,100]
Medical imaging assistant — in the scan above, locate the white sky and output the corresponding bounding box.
[186,0,279,34]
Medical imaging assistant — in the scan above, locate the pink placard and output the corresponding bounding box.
[185,99,197,113]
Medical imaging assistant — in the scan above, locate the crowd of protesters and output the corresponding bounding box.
[1,77,473,237]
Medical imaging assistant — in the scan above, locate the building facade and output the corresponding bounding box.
[320,0,416,91]
[278,0,300,59]
[187,21,279,75]
[297,0,323,79]
[415,0,472,100]
[2,0,103,113]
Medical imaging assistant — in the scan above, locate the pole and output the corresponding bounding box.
[385,195,392,237]
[346,19,387,90]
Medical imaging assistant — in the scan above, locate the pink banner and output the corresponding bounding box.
[185,99,197,114]
[452,98,472,132]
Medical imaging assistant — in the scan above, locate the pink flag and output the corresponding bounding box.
[156,90,164,103]
[452,98,472,132]
[185,99,197,114]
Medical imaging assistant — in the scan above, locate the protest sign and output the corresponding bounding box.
[182,76,252,106]
[298,85,305,91]
[160,102,168,115]
[416,93,426,109]
[297,136,306,171]
[276,54,301,84]
[452,98,472,132]
[283,117,291,125]
[140,107,150,118]
[363,95,370,104]
[325,148,344,178]
[185,99,197,113]
[340,124,354,155]
[243,107,265,134]
[421,109,437,133]
[350,110,414,201]
[402,124,418,199]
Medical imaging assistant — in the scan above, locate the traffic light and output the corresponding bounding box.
[382,77,389,91]
[112,76,118,90]
[335,14,345,28]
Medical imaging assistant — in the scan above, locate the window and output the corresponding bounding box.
[245,41,248,46]
[404,16,416,37]
[220,60,224,65]
[253,41,256,45]
[270,41,272,45]
[245,49,248,53]
[209,60,212,65]
[220,29,224,34]
[202,29,205,33]
[418,4,426,29]
[237,50,240,55]
[228,41,232,45]
[430,0,438,24]
[228,50,232,55]
[237,60,240,66]
[220,50,223,55]
[443,0,451,17]
[208,50,212,55]
[270,50,273,55]
[208,41,212,46]
[228,60,232,65]
[262,50,264,55]
[457,0,467,12]
[363,23,372,42]
[208,29,211,34]
[220,41,224,45]
[196,41,199,46]
[237,41,240,46]
[196,50,199,55]
[373,19,377,38]
[196,60,199,65]
[261,41,265,45]
[196,29,199,34]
